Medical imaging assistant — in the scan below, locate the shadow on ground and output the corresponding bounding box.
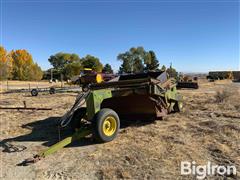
[0,116,157,153]
[0,117,62,153]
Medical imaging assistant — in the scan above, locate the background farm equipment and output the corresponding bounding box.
[2,86,81,96]
[177,81,199,89]
[30,87,81,96]
[21,71,183,165]
[207,71,240,81]
[177,75,199,89]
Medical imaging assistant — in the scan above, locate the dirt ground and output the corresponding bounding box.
[0,80,239,180]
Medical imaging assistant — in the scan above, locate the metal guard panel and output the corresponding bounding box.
[86,89,112,120]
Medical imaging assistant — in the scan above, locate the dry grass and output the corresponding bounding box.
[0,80,239,179]
[214,90,232,103]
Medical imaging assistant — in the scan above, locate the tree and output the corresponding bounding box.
[29,63,44,81]
[10,49,43,80]
[81,55,103,72]
[144,50,159,71]
[118,47,147,73]
[48,52,81,80]
[48,52,81,71]
[0,46,12,80]
[166,65,178,78]
[161,65,166,71]
[64,62,82,79]
[118,56,131,74]
[102,63,113,73]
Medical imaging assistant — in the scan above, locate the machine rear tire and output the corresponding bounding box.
[93,108,120,143]
[31,89,38,96]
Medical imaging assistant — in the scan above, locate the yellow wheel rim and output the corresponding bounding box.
[102,116,117,136]
[179,102,183,109]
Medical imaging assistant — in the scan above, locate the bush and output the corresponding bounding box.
[215,90,231,103]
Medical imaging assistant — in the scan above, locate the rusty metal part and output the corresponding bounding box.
[177,82,199,89]
[17,155,42,166]
[1,142,27,153]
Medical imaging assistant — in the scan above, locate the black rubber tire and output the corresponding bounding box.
[31,89,38,96]
[82,84,89,92]
[49,87,56,94]
[70,107,87,131]
[173,101,183,112]
[93,108,120,143]
[70,107,87,132]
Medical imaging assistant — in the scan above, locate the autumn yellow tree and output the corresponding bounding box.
[29,63,44,80]
[10,49,43,80]
[0,46,13,80]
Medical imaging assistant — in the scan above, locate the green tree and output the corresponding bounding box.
[167,65,178,78]
[118,55,131,74]
[118,47,146,73]
[81,55,103,72]
[103,63,113,73]
[161,65,166,71]
[64,62,82,79]
[48,52,81,71]
[144,50,159,71]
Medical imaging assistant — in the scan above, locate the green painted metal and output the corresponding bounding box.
[165,87,179,101]
[86,89,112,120]
[164,86,182,111]
[38,128,91,158]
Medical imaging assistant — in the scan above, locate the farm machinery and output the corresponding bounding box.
[20,71,183,165]
[176,75,199,89]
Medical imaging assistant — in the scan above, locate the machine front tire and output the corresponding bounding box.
[82,84,89,92]
[70,107,87,131]
[93,108,120,143]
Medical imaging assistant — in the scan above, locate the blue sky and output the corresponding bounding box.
[1,0,239,72]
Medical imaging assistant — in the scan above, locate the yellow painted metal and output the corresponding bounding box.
[178,101,183,109]
[84,68,92,71]
[96,73,103,83]
[102,116,117,136]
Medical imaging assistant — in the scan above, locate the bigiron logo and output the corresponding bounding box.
[181,161,237,179]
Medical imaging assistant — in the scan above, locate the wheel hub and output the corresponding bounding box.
[102,116,117,136]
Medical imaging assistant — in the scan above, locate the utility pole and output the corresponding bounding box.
[50,68,53,81]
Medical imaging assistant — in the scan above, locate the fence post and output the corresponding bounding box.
[7,80,9,91]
